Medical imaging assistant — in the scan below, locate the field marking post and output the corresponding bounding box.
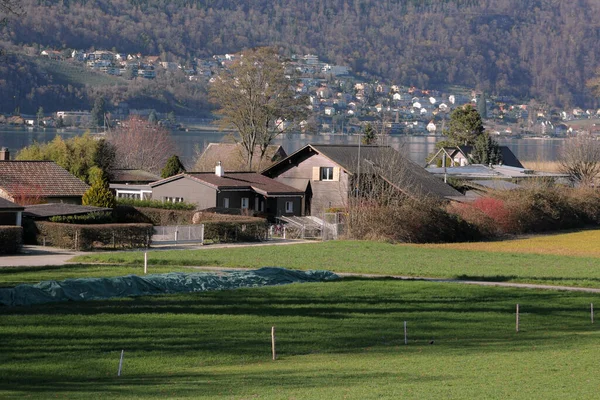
[144,252,147,274]
[516,304,520,333]
[404,321,407,345]
[271,326,277,360]
[117,350,124,377]
[592,303,594,324]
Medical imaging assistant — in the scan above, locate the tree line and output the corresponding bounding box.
[3,0,600,110]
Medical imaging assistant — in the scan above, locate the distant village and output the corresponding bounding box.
[3,48,600,137]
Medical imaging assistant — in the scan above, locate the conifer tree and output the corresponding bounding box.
[82,173,115,208]
[161,155,186,178]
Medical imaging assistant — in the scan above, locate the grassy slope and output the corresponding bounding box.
[69,230,600,288]
[33,56,126,87]
[2,279,600,399]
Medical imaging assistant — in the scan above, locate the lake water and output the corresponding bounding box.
[0,127,564,168]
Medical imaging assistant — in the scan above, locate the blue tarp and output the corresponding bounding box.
[0,267,339,307]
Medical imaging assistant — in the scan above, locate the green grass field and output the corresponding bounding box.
[5,232,600,398]
[71,238,600,288]
[2,279,600,399]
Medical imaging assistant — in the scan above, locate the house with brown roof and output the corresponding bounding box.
[262,144,463,215]
[150,165,304,217]
[0,161,89,205]
[194,143,287,173]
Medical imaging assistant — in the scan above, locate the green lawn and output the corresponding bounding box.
[2,279,600,399]
[71,241,600,288]
[0,264,200,287]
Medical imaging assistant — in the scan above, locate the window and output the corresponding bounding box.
[285,201,294,213]
[255,198,260,211]
[320,167,334,181]
[241,197,249,209]
[223,198,230,208]
[164,196,184,203]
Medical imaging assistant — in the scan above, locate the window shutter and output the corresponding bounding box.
[312,167,320,181]
[332,167,340,181]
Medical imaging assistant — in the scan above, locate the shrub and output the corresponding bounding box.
[116,198,196,210]
[49,212,114,224]
[82,179,116,208]
[33,221,152,250]
[0,226,23,254]
[113,205,196,225]
[345,197,481,243]
[203,221,269,243]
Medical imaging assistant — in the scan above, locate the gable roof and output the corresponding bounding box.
[151,172,303,197]
[194,143,287,172]
[0,161,89,198]
[264,144,462,199]
[455,145,524,168]
[110,169,161,184]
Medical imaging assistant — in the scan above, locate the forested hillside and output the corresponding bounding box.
[2,0,600,112]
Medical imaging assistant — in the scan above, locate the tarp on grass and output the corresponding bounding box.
[0,267,339,307]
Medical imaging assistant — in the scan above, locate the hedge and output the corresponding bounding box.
[33,221,153,251]
[203,221,269,243]
[0,226,23,254]
[113,205,196,226]
[116,198,196,210]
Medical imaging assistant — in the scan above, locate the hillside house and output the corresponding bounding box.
[262,144,462,215]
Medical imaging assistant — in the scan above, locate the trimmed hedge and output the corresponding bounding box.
[33,221,153,251]
[203,221,269,243]
[0,226,23,254]
[113,205,196,226]
[116,198,196,210]
[49,212,114,224]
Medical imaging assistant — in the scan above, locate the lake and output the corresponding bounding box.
[0,127,564,168]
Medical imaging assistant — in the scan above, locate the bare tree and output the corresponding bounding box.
[106,116,175,174]
[209,47,308,170]
[559,135,600,186]
[0,0,23,16]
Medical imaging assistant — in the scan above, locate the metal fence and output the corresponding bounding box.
[273,213,345,241]
[152,225,205,245]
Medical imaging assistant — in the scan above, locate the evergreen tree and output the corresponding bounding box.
[36,106,44,127]
[471,132,502,165]
[445,105,485,146]
[148,110,158,124]
[90,97,106,128]
[167,111,176,124]
[82,176,115,208]
[55,115,65,128]
[161,154,186,178]
[362,123,377,145]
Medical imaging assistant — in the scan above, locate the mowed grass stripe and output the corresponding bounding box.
[1,280,600,399]
[69,235,600,288]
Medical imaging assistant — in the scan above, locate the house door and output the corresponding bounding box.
[304,181,313,216]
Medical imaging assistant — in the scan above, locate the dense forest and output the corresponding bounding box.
[2,0,600,114]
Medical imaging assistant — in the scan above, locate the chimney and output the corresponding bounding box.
[215,161,224,177]
[0,147,9,161]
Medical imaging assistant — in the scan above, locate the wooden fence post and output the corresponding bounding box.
[271,326,276,360]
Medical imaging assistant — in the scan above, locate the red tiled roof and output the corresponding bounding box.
[0,161,89,198]
[152,172,303,196]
